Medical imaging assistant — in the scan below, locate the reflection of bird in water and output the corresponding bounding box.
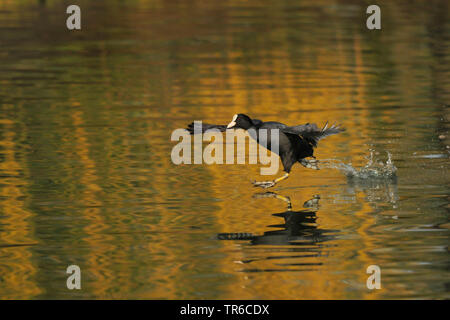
[217,193,338,247]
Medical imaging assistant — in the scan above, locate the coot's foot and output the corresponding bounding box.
[300,158,320,170]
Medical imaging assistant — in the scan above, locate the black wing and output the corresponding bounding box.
[186,122,227,134]
[186,118,263,134]
[282,122,344,147]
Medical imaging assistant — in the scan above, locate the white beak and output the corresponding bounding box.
[227,114,238,128]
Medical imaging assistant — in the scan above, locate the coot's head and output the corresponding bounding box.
[227,114,253,130]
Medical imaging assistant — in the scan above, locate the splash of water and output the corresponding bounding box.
[320,151,397,179]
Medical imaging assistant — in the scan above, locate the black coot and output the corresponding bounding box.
[187,114,344,188]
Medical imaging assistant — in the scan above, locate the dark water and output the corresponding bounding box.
[0,0,449,299]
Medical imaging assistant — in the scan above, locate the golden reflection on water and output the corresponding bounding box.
[0,0,448,299]
[0,111,41,298]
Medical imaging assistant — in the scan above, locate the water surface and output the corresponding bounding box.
[0,0,449,299]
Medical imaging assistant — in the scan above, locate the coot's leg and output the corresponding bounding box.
[299,158,319,170]
[252,173,289,189]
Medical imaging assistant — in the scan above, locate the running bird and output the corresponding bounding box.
[186,114,344,188]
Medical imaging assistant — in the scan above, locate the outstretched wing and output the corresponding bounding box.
[186,122,227,134]
[282,122,344,147]
[186,118,263,134]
